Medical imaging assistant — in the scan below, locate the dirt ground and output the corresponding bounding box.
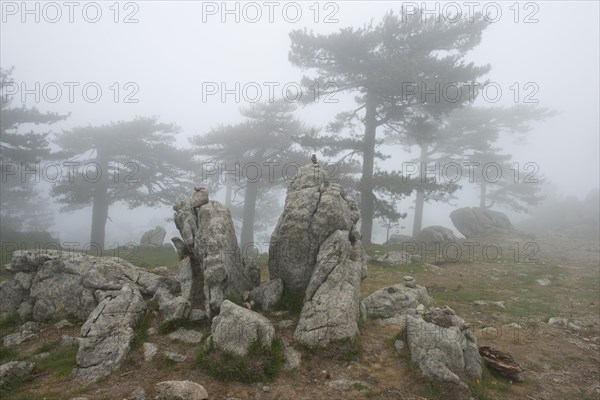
[2,234,599,400]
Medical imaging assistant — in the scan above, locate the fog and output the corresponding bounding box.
[1,1,598,247]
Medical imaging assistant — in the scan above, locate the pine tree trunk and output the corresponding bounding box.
[225,176,232,208]
[90,181,109,250]
[240,180,258,250]
[412,145,428,236]
[360,92,378,245]
[480,181,487,208]
[412,190,425,236]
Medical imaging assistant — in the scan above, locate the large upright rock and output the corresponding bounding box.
[269,164,361,291]
[269,163,367,346]
[450,207,514,239]
[173,191,260,316]
[293,230,367,345]
[74,284,147,382]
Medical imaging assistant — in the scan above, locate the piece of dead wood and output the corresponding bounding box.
[479,345,525,382]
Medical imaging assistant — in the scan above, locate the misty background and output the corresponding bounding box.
[1,1,598,247]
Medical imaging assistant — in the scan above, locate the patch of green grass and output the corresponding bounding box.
[296,336,363,363]
[156,355,176,370]
[146,298,159,311]
[158,318,204,335]
[107,245,178,272]
[272,287,305,314]
[130,313,151,349]
[0,313,21,338]
[196,337,283,383]
[33,341,59,355]
[0,345,20,363]
[35,344,78,377]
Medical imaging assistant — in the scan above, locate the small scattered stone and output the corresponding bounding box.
[403,275,415,282]
[129,386,146,400]
[3,332,36,346]
[54,319,74,330]
[155,380,208,400]
[60,335,79,347]
[168,328,203,344]
[279,320,293,330]
[189,309,207,321]
[567,322,581,331]
[536,278,551,287]
[394,340,404,352]
[548,317,568,326]
[191,186,209,208]
[282,340,301,370]
[482,327,498,335]
[20,321,40,333]
[33,352,50,359]
[261,386,270,392]
[143,342,158,362]
[147,327,157,336]
[164,351,186,363]
[327,379,369,391]
[442,306,455,315]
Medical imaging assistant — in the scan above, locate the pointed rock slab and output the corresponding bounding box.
[173,196,260,316]
[211,300,274,357]
[74,284,147,382]
[293,230,367,346]
[268,163,361,292]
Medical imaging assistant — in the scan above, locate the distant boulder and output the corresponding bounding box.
[414,225,457,243]
[450,207,514,239]
[386,234,413,245]
[140,226,166,247]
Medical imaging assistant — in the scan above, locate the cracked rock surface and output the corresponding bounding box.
[74,284,147,382]
[0,250,179,321]
[269,163,367,345]
[173,196,260,317]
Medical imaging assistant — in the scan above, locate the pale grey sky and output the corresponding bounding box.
[2,1,598,244]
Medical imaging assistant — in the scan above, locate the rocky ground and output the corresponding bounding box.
[0,233,598,400]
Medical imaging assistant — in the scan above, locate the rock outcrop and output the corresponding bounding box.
[0,250,179,321]
[173,191,260,316]
[450,207,514,239]
[74,284,147,382]
[268,163,367,346]
[140,226,166,247]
